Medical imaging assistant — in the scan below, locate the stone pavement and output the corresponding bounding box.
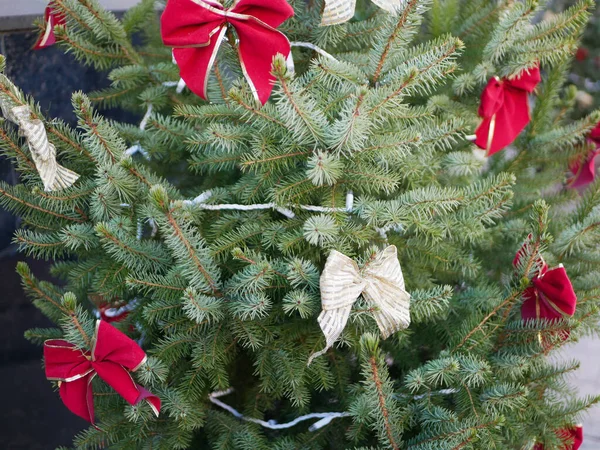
[567,336,600,449]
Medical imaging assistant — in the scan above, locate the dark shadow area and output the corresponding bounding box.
[0,30,138,449]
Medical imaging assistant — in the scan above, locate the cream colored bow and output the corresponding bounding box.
[321,0,404,26]
[0,101,79,192]
[308,245,410,365]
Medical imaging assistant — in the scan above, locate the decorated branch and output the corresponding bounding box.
[2,0,600,449]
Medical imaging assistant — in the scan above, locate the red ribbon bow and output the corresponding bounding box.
[520,263,577,322]
[475,66,541,156]
[513,236,577,324]
[161,0,294,105]
[568,121,600,188]
[44,321,160,424]
[533,426,583,450]
[33,2,66,50]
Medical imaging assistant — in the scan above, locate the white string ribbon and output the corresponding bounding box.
[182,190,356,218]
[209,388,351,431]
[208,387,457,432]
[290,42,337,61]
[182,190,402,240]
[162,78,187,93]
[124,103,153,160]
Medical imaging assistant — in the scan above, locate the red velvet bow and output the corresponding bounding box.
[33,3,66,50]
[161,0,294,105]
[44,321,160,424]
[568,121,600,188]
[521,264,577,322]
[475,66,541,156]
[533,426,583,450]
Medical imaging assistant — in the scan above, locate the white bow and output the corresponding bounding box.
[321,0,405,26]
[308,245,410,365]
[0,101,79,192]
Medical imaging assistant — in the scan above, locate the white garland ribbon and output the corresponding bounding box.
[290,42,337,61]
[209,388,351,431]
[124,103,153,160]
[182,190,356,219]
[208,387,457,432]
[182,189,402,239]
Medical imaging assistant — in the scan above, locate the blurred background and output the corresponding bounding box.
[0,1,599,448]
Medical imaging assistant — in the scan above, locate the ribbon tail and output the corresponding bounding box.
[94,361,144,405]
[136,384,161,417]
[371,0,403,13]
[371,301,411,339]
[232,18,291,104]
[33,10,56,50]
[173,26,227,101]
[10,105,79,191]
[308,306,352,366]
[49,164,80,191]
[58,373,96,424]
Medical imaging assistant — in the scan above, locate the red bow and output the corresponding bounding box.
[44,321,160,424]
[161,0,294,105]
[520,264,577,322]
[568,121,600,188]
[534,426,583,450]
[33,3,66,50]
[475,66,541,155]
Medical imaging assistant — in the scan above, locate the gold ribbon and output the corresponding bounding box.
[0,100,79,191]
[308,245,411,364]
[485,76,501,156]
[321,0,404,26]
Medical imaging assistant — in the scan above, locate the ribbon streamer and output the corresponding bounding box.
[44,320,160,424]
[475,66,541,156]
[321,0,404,26]
[161,0,294,105]
[0,100,79,191]
[568,121,600,188]
[33,2,66,50]
[308,245,410,365]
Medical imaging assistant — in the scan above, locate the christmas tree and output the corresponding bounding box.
[1,0,599,448]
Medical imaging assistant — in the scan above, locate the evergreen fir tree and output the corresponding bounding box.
[1,0,600,448]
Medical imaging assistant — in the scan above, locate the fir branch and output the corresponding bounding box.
[372,0,420,83]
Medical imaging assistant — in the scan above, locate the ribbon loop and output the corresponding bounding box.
[321,0,403,26]
[44,321,161,424]
[308,246,410,365]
